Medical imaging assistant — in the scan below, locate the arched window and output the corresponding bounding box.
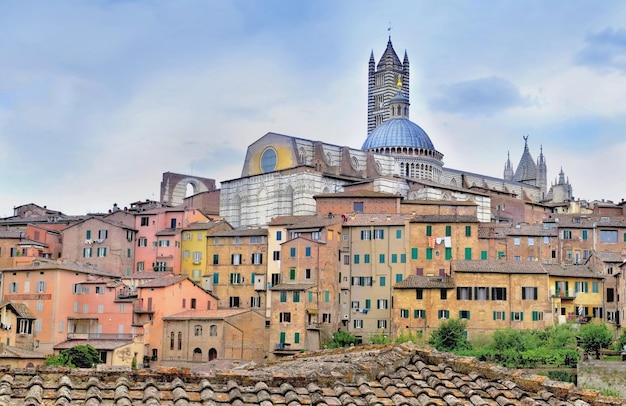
[177,332,182,350]
[170,332,174,350]
[193,348,202,362]
[210,324,218,336]
[208,348,218,361]
[194,325,202,336]
[351,156,359,170]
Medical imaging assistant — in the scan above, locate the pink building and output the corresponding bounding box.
[134,207,209,274]
[131,274,218,366]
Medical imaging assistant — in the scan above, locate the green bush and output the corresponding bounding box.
[579,323,613,359]
[370,333,391,345]
[428,319,471,352]
[547,370,576,383]
[325,330,358,348]
[45,344,101,368]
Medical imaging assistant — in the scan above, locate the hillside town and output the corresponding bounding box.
[0,39,624,375]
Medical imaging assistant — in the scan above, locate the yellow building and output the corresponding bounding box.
[394,260,554,339]
[180,220,231,283]
[205,228,268,310]
[545,264,604,325]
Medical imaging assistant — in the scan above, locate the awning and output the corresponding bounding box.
[306,309,319,315]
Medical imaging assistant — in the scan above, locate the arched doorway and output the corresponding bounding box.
[208,348,217,361]
[192,348,202,362]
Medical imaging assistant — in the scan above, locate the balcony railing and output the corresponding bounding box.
[67,333,134,341]
[134,304,154,313]
[116,287,137,300]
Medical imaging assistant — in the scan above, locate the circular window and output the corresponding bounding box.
[260,148,277,173]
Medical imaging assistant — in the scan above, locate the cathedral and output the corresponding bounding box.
[219,37,574,228]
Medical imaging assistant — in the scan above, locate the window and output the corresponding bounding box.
[351,276,373,286]
[83,304,89,313]
[459,310,470,320]
[353,319,363,328]
[360,230,371,240]
[305,268,311,279]
[213,273,219,285]
[440,289,447,300]
[290,247,296,257]
[276,231,282,241]
[364,254,370,263]
[377,320,387,329]
[36,281,46,293]
[311,231,321,240]
[511,312,524,321]
[97,247,107,257]
[323,313,331,323]
[294,332,300,344]
[280,292,287,302]
[426,248,433,260]
[249,236,265,244]
[86,230,92,239]
[475,287,489,300]
[251,253,263,265]
[379,254,385,263]
[365,299,371,309]
[158,240,170,247]
[562,230,572,240]
[438,310,450,319]
[289,269,296,280]
[351,301,360,309]
[395,274,402,283]
[353,254,360,264]
[416,288,423,300]
[229,273,241,284]
[457,287,472,300]
[293,291,300,302]
[178,332,182,350]
[377,299,388,309]
[574,281,589,293]
[231,254,242,265]
[465,226,471,237]
[411,247,418,260]
[400,309,409,318]
[353,202,364,213]
[374,229,384,239]
[138,237,147,247]
[481,250,488,260]
[414,309,426,319]
[396,229,402,239]
[522,287,538,300]
[229,296,240,308]
[273,251,280,260]
[400,254,406,263]
[83,247,92,258]
[445,226,451,236]
[37,301,43,311]
[279,312,291,323]
[492,287,507,301]
[607,288,615,302]
[141,217,149,226]
[290,232,300,239]
[305,247,312,257]
[251,296,261,307]
[170,332,175,350]
[8,282,17,293]
[493,311,505,320]
[513,237,521,246]
[379,276,386,287]
[343,255,350,265]
[426,226,432,236]
[600,230,618,243]
[532,311,544,321]
[271,274,281,286]
[98,230,108,239]
[592,282,599,293]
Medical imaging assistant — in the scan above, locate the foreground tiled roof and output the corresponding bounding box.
[544,264,604,279]
[453,260,547,274]
[394,275,455,289]
[0,344,622,405]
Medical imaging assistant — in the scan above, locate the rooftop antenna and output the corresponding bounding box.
[388,21,393,40]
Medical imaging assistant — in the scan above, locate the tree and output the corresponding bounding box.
[45,345,101,368]
[428,319,471,352]
[325,330,358,348]
[579,323,613,359]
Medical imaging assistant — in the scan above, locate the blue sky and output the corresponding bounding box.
[1,0,626,216]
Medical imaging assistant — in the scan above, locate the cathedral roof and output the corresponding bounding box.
[362,118,434,150]
[513,139,537,182]
[377,37,402,69]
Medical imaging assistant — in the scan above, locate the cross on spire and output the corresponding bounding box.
[388,22,392,40]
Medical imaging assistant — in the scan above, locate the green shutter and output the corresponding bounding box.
[520,312,524,321]
[396,230,402,239]
[213,273,219,284]
[396,274,402,283]
[582,230,588,240]
[445,247,452,260]
[391,254,397,263]
[308,291,313,302]
[493,311,497,320]
[426,226,432,236]
[290,269,296,280]
[584,282,589,293]
[481,250,487,260]
[465,226,471,237]
[411,248,418,260]
[354,254,359,264]
[379,254,385,263]
[400,254,406,263]
[279,332,286,344]
[365,299,371,309]
[364,254,370,263]
[446,226,451,236]
[380,276,386,287]
[294,332,300,344]
[426,248,433,260]
[464,247,472,260]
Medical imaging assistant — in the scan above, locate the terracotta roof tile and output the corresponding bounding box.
[452,260,547,274]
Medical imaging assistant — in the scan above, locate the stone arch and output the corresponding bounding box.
[299,147,307,165]
[351,156,360,170]
[208,348,218,361]
[160,172,215,207]
[193,348,202,362]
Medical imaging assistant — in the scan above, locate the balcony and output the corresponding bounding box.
[67,333,134,341]
[153,266,174,272]
[273,342,298,355]
[115,287,137,301]
[552,290,576,300]
[133,304,154,314]
[306,323,320,330]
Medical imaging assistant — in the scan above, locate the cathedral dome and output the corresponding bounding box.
[362,118,435,151]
